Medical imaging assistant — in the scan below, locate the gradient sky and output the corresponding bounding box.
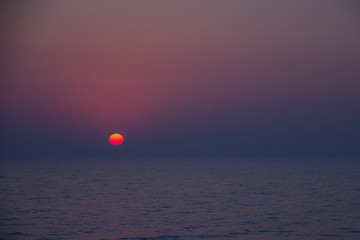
[1,0,360,159]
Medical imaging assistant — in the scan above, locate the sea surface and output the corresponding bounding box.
[0,159,359,240]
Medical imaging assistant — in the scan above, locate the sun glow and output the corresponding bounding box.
[109,133,124,145]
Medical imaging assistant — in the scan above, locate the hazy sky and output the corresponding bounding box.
[1,0,360,159]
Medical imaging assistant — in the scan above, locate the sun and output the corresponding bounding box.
[109,133,124,145]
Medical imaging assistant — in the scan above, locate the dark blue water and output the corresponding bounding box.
[1,159,360,240]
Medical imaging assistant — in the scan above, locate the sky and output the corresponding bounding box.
[1,0,360,160]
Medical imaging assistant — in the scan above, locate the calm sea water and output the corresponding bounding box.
[0,159,359,240]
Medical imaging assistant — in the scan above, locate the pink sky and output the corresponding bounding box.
[1,1,360,158]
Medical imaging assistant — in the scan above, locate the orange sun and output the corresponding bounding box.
[109,133,124,145]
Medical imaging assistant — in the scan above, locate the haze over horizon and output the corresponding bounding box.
[1,0,360,160]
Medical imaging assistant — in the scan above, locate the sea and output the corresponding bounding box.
[0,159,359,240]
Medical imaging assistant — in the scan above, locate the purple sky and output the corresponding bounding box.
[1,0,360,159]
